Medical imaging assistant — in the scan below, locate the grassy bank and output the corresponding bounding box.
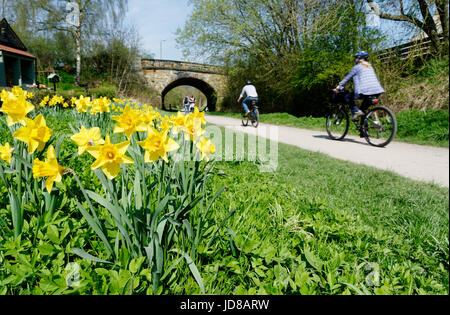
[208,109,449,147]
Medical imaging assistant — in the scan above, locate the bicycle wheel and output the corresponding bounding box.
[326,108,349,140]
[363,106,397,147]
[251,108,259,128]
[242,110,249,127]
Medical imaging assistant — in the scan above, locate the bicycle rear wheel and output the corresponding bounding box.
[363,106,397,147]
[251,108,259,128]
[326,108,349,140]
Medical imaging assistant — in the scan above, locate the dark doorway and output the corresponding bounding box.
[4,55,19,86]
[162,77,217,112]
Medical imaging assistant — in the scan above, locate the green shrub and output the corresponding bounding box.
[89,86,118,99]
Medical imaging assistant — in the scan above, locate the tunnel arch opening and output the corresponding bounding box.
[161,77,217,112]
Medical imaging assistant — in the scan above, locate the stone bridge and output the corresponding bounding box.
[140,59,227,111]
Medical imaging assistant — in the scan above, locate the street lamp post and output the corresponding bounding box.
[160,40,166,59]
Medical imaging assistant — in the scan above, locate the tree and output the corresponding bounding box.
[177,0,381,115]
[27,0,128,85]
[367,0,449,54]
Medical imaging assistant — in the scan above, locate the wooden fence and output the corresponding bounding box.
[374,36,445,64]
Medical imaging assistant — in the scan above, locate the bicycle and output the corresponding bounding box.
[241,99,260,128]
[326,90,397,147]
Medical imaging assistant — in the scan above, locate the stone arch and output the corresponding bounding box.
[162,77,217,112]
[140,59,227,112]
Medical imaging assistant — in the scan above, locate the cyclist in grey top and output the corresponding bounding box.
[334,51,385,120]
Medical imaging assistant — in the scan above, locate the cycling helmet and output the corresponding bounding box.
[246,80,252,85]
[354,51,369,60]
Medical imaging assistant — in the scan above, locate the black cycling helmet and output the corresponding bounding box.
[354,51,369,60]
[246,80,252,85]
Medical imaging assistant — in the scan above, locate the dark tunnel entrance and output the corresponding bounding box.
[161,77,217,112]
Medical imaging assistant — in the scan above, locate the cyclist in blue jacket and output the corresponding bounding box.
[334,51,385,120]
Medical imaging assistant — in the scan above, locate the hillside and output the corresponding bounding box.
[382,57,449,112]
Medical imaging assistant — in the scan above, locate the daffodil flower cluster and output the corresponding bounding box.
[69,106,215,180]
[1,87,215,195]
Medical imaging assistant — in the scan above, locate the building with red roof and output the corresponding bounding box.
[0,18,36,87]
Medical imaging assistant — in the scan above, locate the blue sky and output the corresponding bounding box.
[125,0,192,61]
[125,0,417,62]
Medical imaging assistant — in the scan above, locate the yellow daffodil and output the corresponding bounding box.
[86,135,134,180]
[49,95,64,107]
[140,109,160,125]
[91,97,111,114]
[33,145,65,194]
[184,118,205,142]
[196,137,215,162]
[13,114,53,154]
[0,90,35,126]
[138,127,179,163]
[70,126,105,155]
[112,105,147,139]
[190,107,206,125]
[0,143,13,164]
[11,86,32,99]
[75,95,92,113]
[40,95,50,107]
[171,112,188,135]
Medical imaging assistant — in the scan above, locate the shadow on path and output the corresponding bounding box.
[312,135,370,146]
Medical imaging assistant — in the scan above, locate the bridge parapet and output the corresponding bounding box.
[141,59,223,75]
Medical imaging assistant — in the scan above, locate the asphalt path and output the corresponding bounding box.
[206,115,449,188]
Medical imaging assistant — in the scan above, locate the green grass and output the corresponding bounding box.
[0,108,448,295]
[204,128,449,294]
[208,109,449,147]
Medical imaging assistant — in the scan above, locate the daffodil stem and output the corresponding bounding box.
[16,145,23,200]
[69,169,101,222]
[157,160,165,204]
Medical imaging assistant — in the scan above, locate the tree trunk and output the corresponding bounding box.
[366,0,446,55]
[436,0,449,54]
[75,27,82,86]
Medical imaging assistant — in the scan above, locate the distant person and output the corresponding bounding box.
[237,80,258,117]
[184,96,190,115]
[334,51,385,121]
[189,96,196,113]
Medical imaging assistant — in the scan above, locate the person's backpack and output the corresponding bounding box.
[184,97,189,105]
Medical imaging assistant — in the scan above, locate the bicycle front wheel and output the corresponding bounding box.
[326,108,349,140]
[242,111,249,127]
[364,106,397,147]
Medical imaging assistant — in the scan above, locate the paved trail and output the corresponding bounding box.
[206,115,449,188]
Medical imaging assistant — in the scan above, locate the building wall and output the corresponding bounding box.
[0,51,35,87]
[0,51,5,86]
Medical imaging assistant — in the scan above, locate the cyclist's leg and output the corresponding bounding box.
[344,91,361,115]
[242,97,251,114]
